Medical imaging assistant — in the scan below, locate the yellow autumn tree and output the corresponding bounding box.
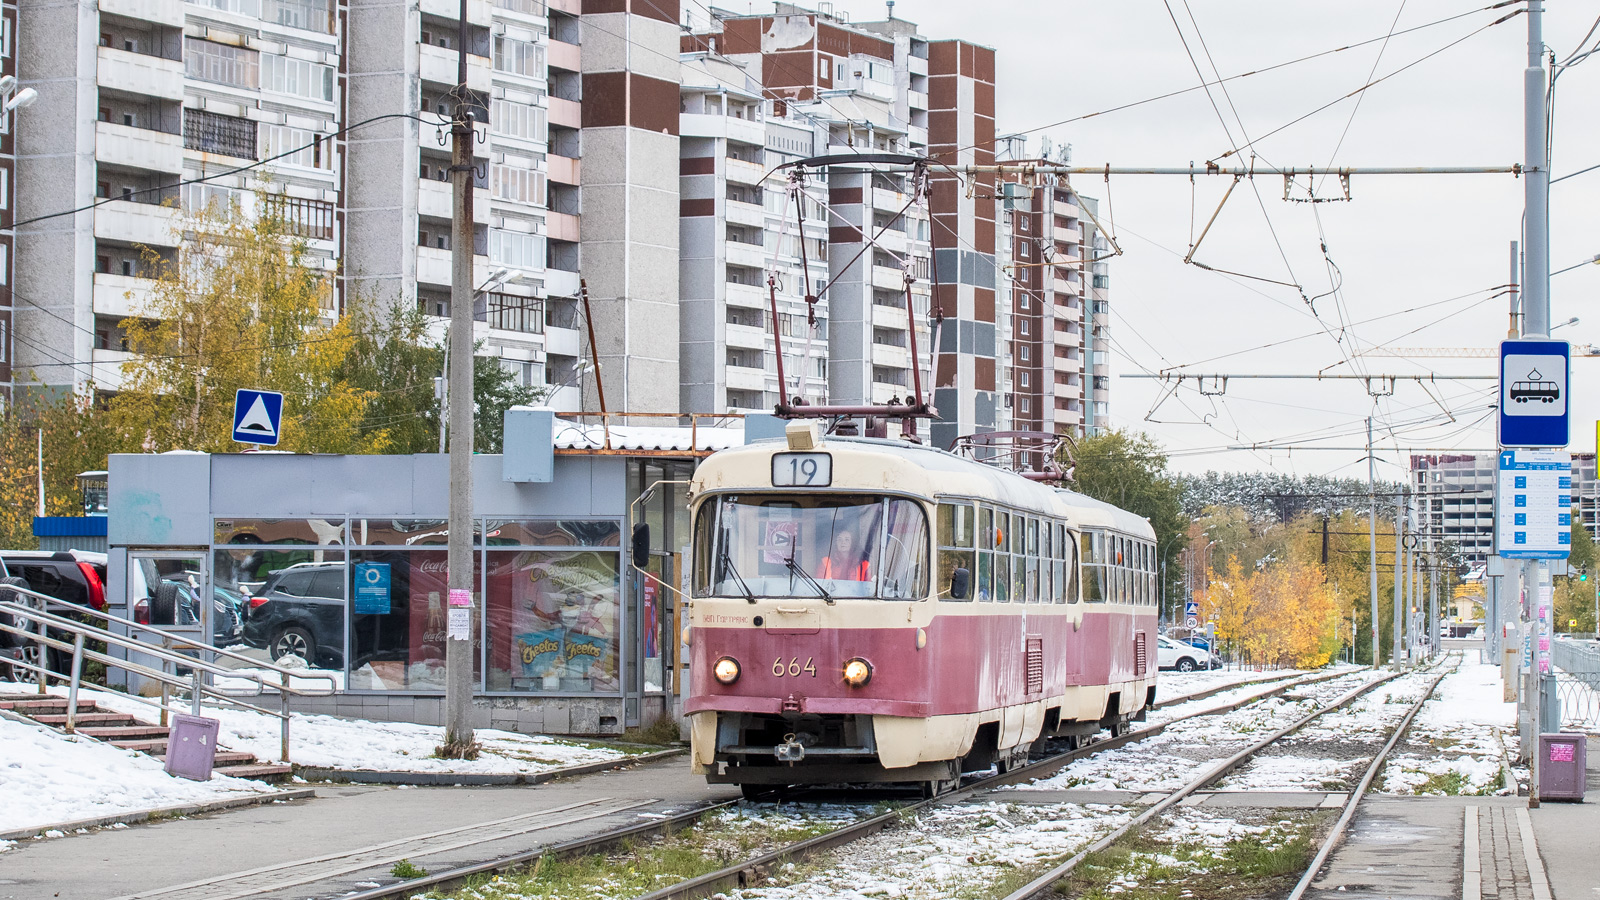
[106,192,385,454]
[1196,543,1340,669]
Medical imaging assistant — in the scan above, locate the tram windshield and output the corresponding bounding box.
[696,494,929,600]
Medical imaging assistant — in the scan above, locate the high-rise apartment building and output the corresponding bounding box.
[1412,452,1600,566]
[676,4,1106,446]
[4,0,1109,435]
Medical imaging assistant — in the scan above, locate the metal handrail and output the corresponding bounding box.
[1,583,335,762]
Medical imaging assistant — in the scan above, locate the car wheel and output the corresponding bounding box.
[270,625,316,663]
[0,577,30,649]
[1176,657,1196,673]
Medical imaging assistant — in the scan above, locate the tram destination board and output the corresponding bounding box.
[772,452,832,487]
[1496,449,1572,559]
[1499,339,1570,448]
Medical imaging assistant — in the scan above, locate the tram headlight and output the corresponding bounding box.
[713,656,741,685]
[842,657,873,687]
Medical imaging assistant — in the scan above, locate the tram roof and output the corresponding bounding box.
[694,436,1154,539]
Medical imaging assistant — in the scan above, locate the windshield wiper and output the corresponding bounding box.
[784,556,833,604]
[719,545,756,603]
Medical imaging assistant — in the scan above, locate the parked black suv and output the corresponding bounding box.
[240,563,346,667]
[0,551,108,676]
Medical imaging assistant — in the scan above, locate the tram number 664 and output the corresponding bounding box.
[773,656,818,677]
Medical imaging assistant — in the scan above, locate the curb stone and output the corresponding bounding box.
[292,746,687,785]
[0,788,318,843]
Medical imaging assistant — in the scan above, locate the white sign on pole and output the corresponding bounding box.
[1495,449,1572,559]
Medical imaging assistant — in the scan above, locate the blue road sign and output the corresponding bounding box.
[1499,339,1570,448]
[232,389,284,446]
[1184,600,1200,617]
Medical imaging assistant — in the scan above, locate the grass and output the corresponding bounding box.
[1050,814,1321,900]
[619,716,683,746]
[424,808,854,899]
[391,859,429,879]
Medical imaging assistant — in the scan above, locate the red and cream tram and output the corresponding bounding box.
[684,422,1159,795]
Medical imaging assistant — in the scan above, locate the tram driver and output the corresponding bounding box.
[819,529,871,581]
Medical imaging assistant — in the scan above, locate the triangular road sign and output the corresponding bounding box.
[233,389,284,446]
[237,395,276,435]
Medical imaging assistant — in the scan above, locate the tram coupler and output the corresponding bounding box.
[775,740,807,763]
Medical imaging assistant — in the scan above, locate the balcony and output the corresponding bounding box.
[93,273,158,320]
[418,179,490,224]
[94,200,179,247]
[725,323,766,351]
[873,228,907,255]
[419,0,492,25]
[726,365,766,392]
[872,265,906,291]
[679,113,765,147]
[871,344,911,370]
[420,44,491,93]
[906,90,927,111]
[545,267,580,298]
[724,199,764,228]
[908,53,927,77]
[416,245,492,287]
[872,303,909,329]
[725,239,765,270]
[92,348,136,391]
[725,281,766,309]
[100,0,183,27]
[547,38,580,73]
[547,154,579,186]
[544,323,580,357]
[547,211,579,243]
[872,187,909,212]
[548,97,580,130]
[97,46,184,101]
[96,121,183,175]
[725,157,764,186]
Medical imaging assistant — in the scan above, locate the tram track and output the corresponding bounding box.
[325,668,1363,900]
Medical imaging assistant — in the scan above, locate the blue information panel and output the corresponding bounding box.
[353,562,392,614]
[1499,339,1570,448]
[1496,449,1572,559]
[232,388,284,446]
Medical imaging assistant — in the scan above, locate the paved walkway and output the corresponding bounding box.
[0,756,738,900]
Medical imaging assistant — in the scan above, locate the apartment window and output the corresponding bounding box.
[1019,216,1029,233]
[493,36,545,78]
[491,98,548,142]
[263,0,332,34]
[121,260,135,277]
[1019,319,1029,336]
[98,107,110,123]
[263,54,334,101]
[185,38,260,89]
[1018,241,1029,260]
[1020,398,1031,414]
[122,112,135,127]
[1020,344,1030,362]
[260,125,331,170]
[96,255,109,274]
[183,182,241,215]
[486,293,544,333]
[1020,371,1030,388]
[488,228,544,270]
[97,181,110,199]
[184,109,257,159]
[191,0,263,16]
[264,195,335,240]
[491,163,547,206]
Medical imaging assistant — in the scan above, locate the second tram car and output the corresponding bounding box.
[684,423,1159,795]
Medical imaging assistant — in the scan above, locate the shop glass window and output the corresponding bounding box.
[215,517,346,546]
[485,548,620,693]
[347,549,480,691]
[211,551,346,677]
[484,519,621,547]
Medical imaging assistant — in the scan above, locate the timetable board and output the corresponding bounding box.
[1496,449,1572,559]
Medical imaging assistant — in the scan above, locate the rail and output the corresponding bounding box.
[1552,636,1600,730]
[0,583,336,762]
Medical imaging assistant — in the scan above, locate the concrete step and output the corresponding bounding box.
[0,698,97,713]
[79,725,171,740]
[214,763,292,782]
[110,738,169,753]
[33,712,136,727]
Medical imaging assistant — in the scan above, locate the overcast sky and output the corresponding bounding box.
[767,1,1600,480]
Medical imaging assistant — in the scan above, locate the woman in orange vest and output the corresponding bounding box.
[818,530,870,581]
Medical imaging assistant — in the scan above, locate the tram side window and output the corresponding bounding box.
[1026,518,1040,603]
[936,502,975,601]
[977,506,994,602]
[1081,530,1104,602]
[879,499,930,600]
[1041,521,1053,603]
[1065,528,1079,603]
[994,510,1011,603]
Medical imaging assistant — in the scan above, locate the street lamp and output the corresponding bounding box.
[1551,316,1580,332]
[1552,254,1600,277]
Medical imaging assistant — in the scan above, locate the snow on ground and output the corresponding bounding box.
[0,682,639,775]
[0,715,276,834]
[1014,671,1379,793]
[724,802,1132,900]
[1154,669,1302,706]
[1378,659,1518,796]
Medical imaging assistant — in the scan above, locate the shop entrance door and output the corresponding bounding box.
[128,551,212,651]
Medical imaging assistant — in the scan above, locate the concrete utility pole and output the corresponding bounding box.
[442,0,476,756]
[1520,0,1551,806]
[1393,494,1405,670]
[1368,417,1380,666]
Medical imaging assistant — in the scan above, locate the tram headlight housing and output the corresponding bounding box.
[713,656,741,685]
[843,657,873,687]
